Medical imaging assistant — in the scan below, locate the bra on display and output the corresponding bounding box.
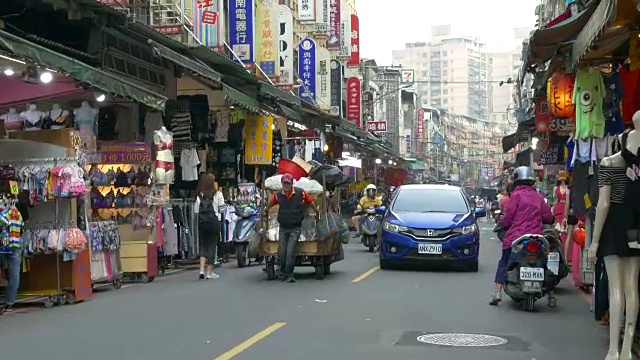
[44,110,68,129]
[114,189,134,208]
[91,188,115,209]
[156,139,174,151]
[89,166,116,186]
[114,168,135,188]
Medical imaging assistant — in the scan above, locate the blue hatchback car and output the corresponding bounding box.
[379,184,485,271]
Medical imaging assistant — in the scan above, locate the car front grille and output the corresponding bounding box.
[403,228,455,242]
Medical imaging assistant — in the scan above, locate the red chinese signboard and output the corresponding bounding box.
[535,97,575,133]
[346,77,361,128]
[417,108,424,156]
[347,14,360,68]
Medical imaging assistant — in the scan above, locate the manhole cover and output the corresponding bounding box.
[416,333,508,347]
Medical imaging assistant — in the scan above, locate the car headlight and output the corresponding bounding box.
[452,224,477,234]
[383,222,409,233]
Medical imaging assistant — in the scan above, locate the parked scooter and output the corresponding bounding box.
[359,206,386,252]
[503,234,555,311]
[542,227,569,290]
[233,205,264,268]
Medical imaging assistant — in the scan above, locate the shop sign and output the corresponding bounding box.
[276,5,294,90]
[337,0,351,59]
[244,115,274,165]
[361,90,374,127]
[346,77,361,128]
[315,47,332,111]
[314,0,330,35]
[193,0,225,51]
[546,117,576,132]
[367,121,387,133]
[400,69,415,85]
[153,25,184,36]
[298,38,317,104]
[346,14,360,68]
[99,142,152,164]
[255,0,279,79]
[417,108,424,156]
[404,128,412,154]
[298,0,316,22]
[326,0,341,50]
[8,181,18,195]
[229,0,255,67]
[330,59,343,116]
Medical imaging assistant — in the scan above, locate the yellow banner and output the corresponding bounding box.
[244,115,274,165]
[255,0,280,79]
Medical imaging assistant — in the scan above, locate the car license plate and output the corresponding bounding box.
[547,252,560,275]
[522,281,542,293]
[418,243,442,254]
[519,267,544,281]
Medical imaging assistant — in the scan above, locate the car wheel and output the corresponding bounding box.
[379,257,391,270]
[467,260,479,272]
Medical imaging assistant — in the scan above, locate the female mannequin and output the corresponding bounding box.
[20,104,44,131]
[553,172,571,256]
[73,101,99,136]
[153,126,174,184]
[1,108,22,132]
[46,103,69,129]
[588,111,640,360]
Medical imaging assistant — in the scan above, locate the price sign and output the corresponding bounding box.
[8,181,19,195]
[69,131,81,149]
[548,117,575,132]
[99,142,152,164]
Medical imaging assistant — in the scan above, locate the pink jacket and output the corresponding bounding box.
[502,185,554,250]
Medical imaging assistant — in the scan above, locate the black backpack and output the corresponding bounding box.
[198,196,216,224]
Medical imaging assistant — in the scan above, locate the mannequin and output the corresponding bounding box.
[553,172,571,255]
[1,108,22,132]
[588,111,640,360]
[20,104,44,131]
[46,103,69,129]
[73,101,99,136]
[154,126,174,184]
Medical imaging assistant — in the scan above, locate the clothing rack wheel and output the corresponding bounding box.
[43,297,55,308]
[113,279,123,290]
[63,291,76,305]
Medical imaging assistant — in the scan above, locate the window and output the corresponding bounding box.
[392,188,469,213]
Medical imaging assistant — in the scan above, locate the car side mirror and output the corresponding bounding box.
[474,208,486,218]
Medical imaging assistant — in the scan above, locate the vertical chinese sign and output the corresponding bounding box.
[316,47,332,111]
[326,0,340,49]
[229,0,255,67]
[330,59,343,116]
[244,115,274,165]
[346,77,361,128]
[361,90,373,129]
[298,38,317,104]
[193,0,225,52]
[256,0,279,79]
[277,4,294,90]
[338,0,351,59]
[404,128,412,155]
[416,108,425,157]
[315,0,330,36]
[298,0,316,22]
[346,14,359,68]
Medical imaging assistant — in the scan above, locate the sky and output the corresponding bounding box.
[356,0,540,65]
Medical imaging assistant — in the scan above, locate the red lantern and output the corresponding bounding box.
[573,227,586,248]
[547,72,576,118]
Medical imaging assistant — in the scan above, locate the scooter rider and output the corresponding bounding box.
[489,166,554,306]
[352,184,383,238]
[385,186,397,207]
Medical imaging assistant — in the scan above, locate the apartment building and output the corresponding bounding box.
[391,25,490,120]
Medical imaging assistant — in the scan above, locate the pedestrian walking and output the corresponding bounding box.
[194,173,221,280]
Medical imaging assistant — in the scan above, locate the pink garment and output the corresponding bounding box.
[501,185,554,250]
[571,241,582,286]
[156,208,164,247]
[553,187,569,255]
[499,194,510,211]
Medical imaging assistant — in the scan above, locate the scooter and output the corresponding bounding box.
[503,234,555,311]
[233,205,264,268]
[542,227,569,289]
[359,206,386,252]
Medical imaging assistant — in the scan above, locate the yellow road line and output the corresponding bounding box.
[351,266,380,283]
[214,322,287,360]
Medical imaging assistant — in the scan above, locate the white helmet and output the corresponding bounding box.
[365,184,377,191]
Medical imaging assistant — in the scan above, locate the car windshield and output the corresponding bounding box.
[392,188,469,213]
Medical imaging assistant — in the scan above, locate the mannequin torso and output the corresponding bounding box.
[153,127,174,184]
[46,104,69,129]
[1,108,22,132]
[20,105,44,131]
[74,101,98,135]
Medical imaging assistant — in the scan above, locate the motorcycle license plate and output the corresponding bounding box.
[519,267,544,281]
[522,281,542,293]
[547,252,560,275]
[418,243,442,254]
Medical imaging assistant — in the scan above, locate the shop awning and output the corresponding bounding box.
[409,160,426,171]
[223,84,260,113]
[277,104,303,122]
[0,29,166,110]
[149,40,222,83]
[259,83,301,107]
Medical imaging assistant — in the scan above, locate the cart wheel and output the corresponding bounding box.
[315,265,325,280]
[256,256,265,264]
[140,274,150,283]
[322,258,331,275]
[147,276,155,283]
[43,297,55,308]
[113,279,123,289]
[65,292,77,304]
[266,262,277,280]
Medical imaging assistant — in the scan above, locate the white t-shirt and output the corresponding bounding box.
[180,148,200,181]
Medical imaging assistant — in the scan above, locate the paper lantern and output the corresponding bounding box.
[547,72,576,118]
[573,227,586,248]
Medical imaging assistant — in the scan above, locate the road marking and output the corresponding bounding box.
[213,322,287,360]
[351,266,380,283]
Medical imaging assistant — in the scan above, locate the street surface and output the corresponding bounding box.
[0,223,608,360]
